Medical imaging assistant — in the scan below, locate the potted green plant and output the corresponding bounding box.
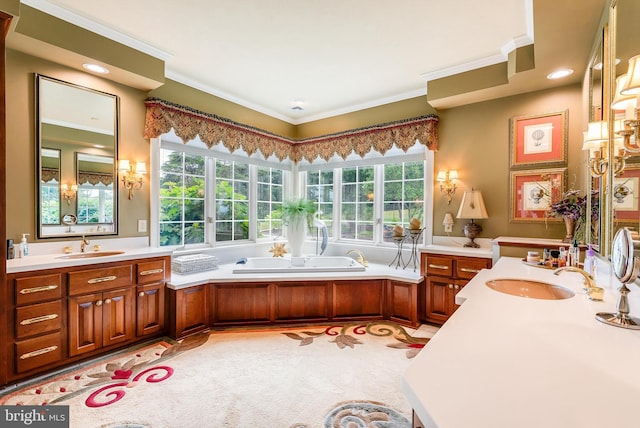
[281,198,317,257]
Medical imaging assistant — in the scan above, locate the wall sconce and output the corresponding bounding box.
[60,183,77,205]
[436,169,458,204]
[119,159,147,200]
[612,55,640,157]
[582,121,628,177]
[456,189,488,248]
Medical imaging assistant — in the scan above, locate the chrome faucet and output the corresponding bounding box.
[553,266,604,301]
[80,235,90,253]
[346,249,368,267]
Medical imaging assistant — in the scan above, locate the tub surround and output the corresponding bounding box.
[403,256,640,428]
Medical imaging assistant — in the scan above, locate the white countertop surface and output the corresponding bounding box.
[6,247,172,274]
[168,261,424,289]
[403,256,640,428]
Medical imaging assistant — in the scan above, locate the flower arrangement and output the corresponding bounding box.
[548,189,586,220]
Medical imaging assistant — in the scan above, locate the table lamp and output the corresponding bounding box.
[456,189,488,248]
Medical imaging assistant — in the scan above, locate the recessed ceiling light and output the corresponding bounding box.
[547,68,574,80]
[291,100,305,111]
[83,63,109,74]
[593,58,621,71]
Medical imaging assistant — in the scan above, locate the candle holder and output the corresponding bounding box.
[404,228,425,271]
[389,235,406,269]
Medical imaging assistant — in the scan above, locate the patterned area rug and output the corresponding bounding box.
[0,322,434,427]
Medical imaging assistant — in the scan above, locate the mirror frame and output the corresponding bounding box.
[35,74,119,238]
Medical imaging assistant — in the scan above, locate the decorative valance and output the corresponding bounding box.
[78,172,114,186]
[144,98,438,163]
[41,167,59,183]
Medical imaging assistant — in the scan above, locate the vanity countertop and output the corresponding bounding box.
[6,247,173,274]
[403,256,640,428]
[168,261,424,289]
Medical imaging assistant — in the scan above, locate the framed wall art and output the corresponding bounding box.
[613,163,640,224]
[510,168,567,223]
[509,110,568,168]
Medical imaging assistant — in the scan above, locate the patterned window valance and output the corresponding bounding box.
[144,98,438,163]
[41,167,59,183]
[78,172,114,186]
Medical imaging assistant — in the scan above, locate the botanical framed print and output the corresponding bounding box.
[510,110,568,168]
[510,168,567,223]
[613,163,640,224]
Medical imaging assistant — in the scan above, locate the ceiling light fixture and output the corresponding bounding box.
[547,68,574,80]
[291,100,305,111]
[82,63,109,74]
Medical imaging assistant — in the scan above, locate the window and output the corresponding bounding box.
[77,183,114,224]
[341,166,375,241]
[257,167,283,239]
[159,149,206,246]
[382,161,425,242]
[305,170,334,238]
[215,159,249,242]
[40,180,60,225]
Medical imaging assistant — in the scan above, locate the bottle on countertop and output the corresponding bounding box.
[6,239,14,260]
[19,233,29,257]
[558,247,567,267]
[583,244,597,277]
[569,239,580,267]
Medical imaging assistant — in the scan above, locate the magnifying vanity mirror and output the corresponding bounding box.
[36,74,119,238]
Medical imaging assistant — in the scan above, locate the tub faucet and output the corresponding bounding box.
[553,266,604,301]
[80,235,90,253]
[346,249,368,267]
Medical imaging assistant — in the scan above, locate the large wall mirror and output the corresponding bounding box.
[36,74,119,238]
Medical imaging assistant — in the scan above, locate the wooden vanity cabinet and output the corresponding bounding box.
[5,255,171,384]
[169,284,210,339]
[422,253,491,325]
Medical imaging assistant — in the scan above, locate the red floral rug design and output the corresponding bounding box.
[0,333,209,408]
[282,322,429,359]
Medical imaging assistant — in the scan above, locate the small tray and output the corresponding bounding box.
[521,258,555,270]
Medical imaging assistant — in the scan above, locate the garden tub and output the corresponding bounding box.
[232,256,366,274]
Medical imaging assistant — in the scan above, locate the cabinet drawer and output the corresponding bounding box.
[68,265,133,295]
[15,332,63,373]
[15,273,62,306]
[137,259,166,284]
[425,256,453,276]
[455,258,490,280]
[15,300,63,339]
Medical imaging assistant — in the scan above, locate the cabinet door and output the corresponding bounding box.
[273,282,329,322]
[171,285,209,338]
[387,280,418,327]
[136,283,166,337]
[211,283,270,325]
[102,288,135,347]
[68,292,103,356]
[425,276,455,325]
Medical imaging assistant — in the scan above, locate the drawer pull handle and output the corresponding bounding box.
[20,345,58,360]
[88,275,117,284]
[140,268,164,276]
[428,264,449,270]
[460,268,481,273]
[19,285,58,294]
[20,313,59,326]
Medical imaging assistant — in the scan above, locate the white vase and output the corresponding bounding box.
[287,217,307,257]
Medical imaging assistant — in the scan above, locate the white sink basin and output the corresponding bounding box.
[485,278,575,300]
[56,251,125,259]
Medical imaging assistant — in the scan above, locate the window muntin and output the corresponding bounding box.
[77,183,114,224]
[257,167,284,239]
[382,161,425,242]
[305,170,334,238]
[215,159,249,242]
[341,166,375,241]
[159,149,206,246]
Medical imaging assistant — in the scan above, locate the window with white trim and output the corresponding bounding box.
[257,167,284,239]
[305,170,334,238]
[341,166,375,241]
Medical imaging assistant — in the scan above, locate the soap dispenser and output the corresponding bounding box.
[20,233,29,257]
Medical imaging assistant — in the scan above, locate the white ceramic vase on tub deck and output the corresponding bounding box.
[287,217,307,257]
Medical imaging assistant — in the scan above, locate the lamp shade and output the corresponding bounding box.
[456,190,488,220]
[443,212,454,225]
[621,55,640,96]
[612,74,638,110]
[135,161,147,175]
[118,159,131,172]
[583,121,608,143]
